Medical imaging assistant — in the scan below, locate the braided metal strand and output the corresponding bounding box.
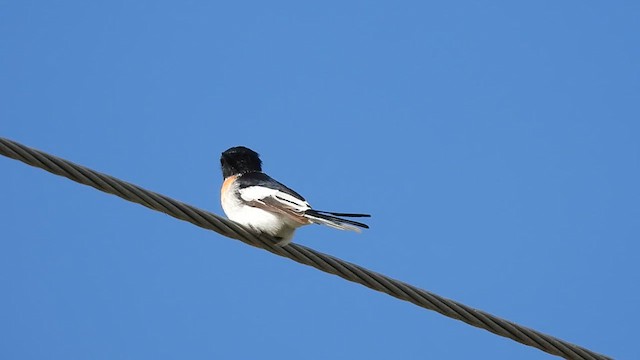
[0,137,611,360]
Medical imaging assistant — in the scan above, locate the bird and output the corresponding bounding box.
[220,146,370,246]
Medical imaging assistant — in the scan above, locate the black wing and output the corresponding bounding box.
[236,172,306,201]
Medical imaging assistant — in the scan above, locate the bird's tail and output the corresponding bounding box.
[304,209,370,232]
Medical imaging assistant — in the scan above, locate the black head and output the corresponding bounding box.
[220,146,262,178]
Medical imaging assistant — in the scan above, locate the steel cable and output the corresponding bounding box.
[0,137,610,360]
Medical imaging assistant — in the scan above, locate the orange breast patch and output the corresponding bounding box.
[221,175,238,197]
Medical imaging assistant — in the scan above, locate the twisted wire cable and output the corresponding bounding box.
[0,137,610,360]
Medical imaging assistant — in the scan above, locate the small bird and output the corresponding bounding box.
[220,146,370,246]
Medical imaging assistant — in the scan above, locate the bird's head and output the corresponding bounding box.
[220,146,262,178]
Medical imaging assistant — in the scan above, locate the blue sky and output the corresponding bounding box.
[1,2,638,359]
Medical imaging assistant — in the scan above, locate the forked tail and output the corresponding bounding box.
[304,209,370,232]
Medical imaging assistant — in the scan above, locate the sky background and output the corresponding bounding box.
[1,2,638,359]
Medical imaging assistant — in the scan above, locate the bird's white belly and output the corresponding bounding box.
[221,188,297,239]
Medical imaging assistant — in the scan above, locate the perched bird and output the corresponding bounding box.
[220,146,370,246]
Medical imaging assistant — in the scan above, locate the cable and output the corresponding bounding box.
[0,136,610,360]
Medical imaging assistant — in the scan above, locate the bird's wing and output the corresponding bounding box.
[237,173,312,224]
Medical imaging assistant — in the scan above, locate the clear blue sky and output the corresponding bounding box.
[1,2,638,359]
